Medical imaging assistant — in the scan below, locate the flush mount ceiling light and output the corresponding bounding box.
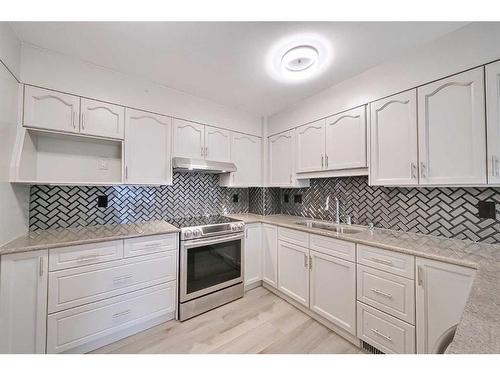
[266,33,332,83]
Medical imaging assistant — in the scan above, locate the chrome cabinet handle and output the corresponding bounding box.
[325,155,328,168]
[81,113,85,130]
[125,166,128,180]
[309,255,312,270]
[205,147,208,157]
[72,111,76,129]
[113,274,133,285]
[370,288,392,299]
[492,156,499,177]
[420,162,426,178]
[201,147,204,157]
[410,162,417,179]
[303,254,308,268]
[77,253,100,262]
[321,155,324,168]
[289,174,292,184]
[39,257,44,277]
[371,329,392,342]
[368,257,393,266]
[417,266,423,286]
[112,309,132,319]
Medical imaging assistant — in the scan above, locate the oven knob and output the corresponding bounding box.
[184,229,193,239]
[238,223,245,230]
[193,228,202,237]
[230,224,237,231]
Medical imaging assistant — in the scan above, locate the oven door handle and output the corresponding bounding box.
[183,233,244,247]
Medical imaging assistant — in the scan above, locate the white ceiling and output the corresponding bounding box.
[10,22,468,116]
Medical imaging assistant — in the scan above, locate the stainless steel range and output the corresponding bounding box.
[170,215,245,321]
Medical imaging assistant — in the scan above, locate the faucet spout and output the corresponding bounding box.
[325,196,330,211]
[335,197,340,225]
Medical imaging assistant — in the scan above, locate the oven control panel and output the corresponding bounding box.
[181,221,245,240]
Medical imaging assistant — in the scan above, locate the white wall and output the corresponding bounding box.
[0,24,29,246]
[20,44,262,136]
[268,22,500,135]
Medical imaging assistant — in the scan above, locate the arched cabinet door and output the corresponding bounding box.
[173,118,205,159]
[124,108,172,185]
[231,134,261,186]
[296,120,325,173]
[370,89,418,186]
[417,68,486,185]
[486,61,500,184]
[205,126,231,162]
[23,85,80,134]
[80,98,125,139]
[268,131,293,187]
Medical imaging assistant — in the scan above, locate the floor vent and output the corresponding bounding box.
[361,341,384,354]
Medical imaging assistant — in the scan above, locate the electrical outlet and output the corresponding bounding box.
[477,201,496,219]
[98,159,108,171]
[294,194,302,204]
[233,194,239,203]
[284,194,289,203]
[97,195,108,208]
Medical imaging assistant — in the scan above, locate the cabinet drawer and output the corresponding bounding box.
[357,302,415,354]
[49,240,124,271]
[310,235,355,262]
[357,265,415,324]
[357,244,414,279]
[278,227,309,248]
[47,281,176,353]
[124,233,177,258]
[48,251,176,313]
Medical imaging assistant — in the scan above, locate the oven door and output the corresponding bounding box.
[180,232,244,303]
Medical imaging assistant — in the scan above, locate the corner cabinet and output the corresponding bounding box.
[0,250,48,354]
[268,130,309,187]
[369,89,419,186]
[417,68,486,185]
[415,257,475,354]
[124,108,172,185]
[486,61,500,184]
[220,133,262,187]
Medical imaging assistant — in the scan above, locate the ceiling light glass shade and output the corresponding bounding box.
[266,33,332,83]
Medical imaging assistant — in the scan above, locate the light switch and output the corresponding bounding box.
[98,159,109,171]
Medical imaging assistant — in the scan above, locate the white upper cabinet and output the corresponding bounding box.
[370,90,419,186]
[486,61,500,184]
[0,250,48,354]
[416,257,475,354]
[125,108,172,185]
[204,126,231,162]
[173,118,205,159]
[296,120,325,173]
[269,131,294,186]
[80,98,125,139]
[325,106,367,170]
[24,85,80,134]
[221,133,261,187]
[417,68,486,185]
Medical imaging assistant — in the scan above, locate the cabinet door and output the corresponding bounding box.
[325,106,367,170]
[173,119,205,159]
[205,126,231,162]
[244,223,262,287]
[296,120,325,173]
[80,98,125,139]
[125,108,172,185]
[23,85,80,134]
[277,241,309,307]
[310,250,356,335]
[269,131,293,186]
[416,257,475,354]
[370,90,419,186]
[417,68,486,185]
[486,61,500,184]
[262,224,278,288]
[0,250,48,353]
[231,133,262,187]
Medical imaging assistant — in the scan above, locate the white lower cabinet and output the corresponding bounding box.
[0,250,48,354]
[244,223,262,287]
[47,281,176,353]
[277,240,309,307]
[309,250,356,335]
[416,257,475,354]
[262,224,278,288]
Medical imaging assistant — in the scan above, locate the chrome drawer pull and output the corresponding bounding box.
[370,288,392,299]
[112,309,132,319]
[77,253,100,262]
[371,329,392,342]
[144,242,162,248]
[113,274,133,285]
[368,257,393,266]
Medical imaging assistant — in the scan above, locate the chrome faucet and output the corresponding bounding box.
[325,196,330,211]
[335,197,340,225]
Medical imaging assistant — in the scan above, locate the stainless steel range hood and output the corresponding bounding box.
[172,157,236,174]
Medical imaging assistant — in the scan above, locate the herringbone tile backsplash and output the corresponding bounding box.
[29,173,500,243]
[282,176,500,244]
[29,173,248,231]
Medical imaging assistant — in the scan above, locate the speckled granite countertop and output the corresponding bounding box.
[227,213,500,354]
[0,220,179,255]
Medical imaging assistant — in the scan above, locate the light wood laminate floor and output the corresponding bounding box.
[92,287,363,354]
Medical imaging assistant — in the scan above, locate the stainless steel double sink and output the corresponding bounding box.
[294,220,366,234]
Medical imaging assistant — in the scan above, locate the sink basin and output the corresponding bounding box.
[295,220,366,234]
